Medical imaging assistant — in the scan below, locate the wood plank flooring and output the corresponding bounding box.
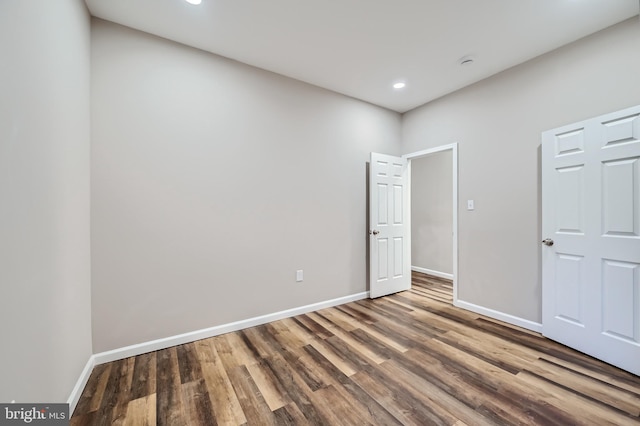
[72,272,640,425]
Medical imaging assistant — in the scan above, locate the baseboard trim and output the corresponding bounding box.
[454,300,543,333]
[69,291,541,413]
[93,291,369,366]
[68,355,96,415]
[411,266,453,280]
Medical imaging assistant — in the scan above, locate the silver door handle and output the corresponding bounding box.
[542,238,554,246]
[370,230,380,235]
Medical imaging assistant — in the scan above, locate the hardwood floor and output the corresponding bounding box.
[72,272,640,425]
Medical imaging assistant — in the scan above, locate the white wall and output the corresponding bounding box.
[402,18,640,323]
[0,0,92,403]
[90,20,401,352]
[411,151,453,275]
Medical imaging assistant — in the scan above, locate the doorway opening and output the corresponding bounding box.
[405,144,458,304]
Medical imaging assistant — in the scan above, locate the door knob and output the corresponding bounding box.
[370,230,380,235]
[542,238,554,246]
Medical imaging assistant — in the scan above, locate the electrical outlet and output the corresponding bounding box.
[296,270,303,282]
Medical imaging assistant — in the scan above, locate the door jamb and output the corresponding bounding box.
[403,143,459,304]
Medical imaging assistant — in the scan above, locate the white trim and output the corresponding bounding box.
[403,143,458,160]
[411,266,453,280]
[93,291,369,366]
[404,143,459,305]
[452,143,458,304]
[67,355,96,415]
[454,299,543,333]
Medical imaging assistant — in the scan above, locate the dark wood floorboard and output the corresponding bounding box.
[72,272,640,425]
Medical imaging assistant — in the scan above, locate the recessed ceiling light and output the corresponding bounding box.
[393,82,406,89]
[185,0,201,4]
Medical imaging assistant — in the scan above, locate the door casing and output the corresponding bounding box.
[404,143,459,304]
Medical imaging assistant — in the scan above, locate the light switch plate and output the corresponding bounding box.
[296,270,303,282]
[467,200,475,210]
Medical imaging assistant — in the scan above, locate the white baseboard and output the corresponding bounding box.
[68,355,96,415]
[69,291,542,414]
[411,266,453,280]
[454,299,543,333]
[93,291,369,366]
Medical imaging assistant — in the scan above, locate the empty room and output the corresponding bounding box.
[1,0,640,424]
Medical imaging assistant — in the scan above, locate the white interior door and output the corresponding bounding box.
[542,104,640,375]
[369,152,410,298]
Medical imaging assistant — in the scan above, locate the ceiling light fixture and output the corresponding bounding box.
[393,82,406,89]
[185,0,202,4]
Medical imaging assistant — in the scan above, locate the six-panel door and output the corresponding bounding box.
[369,153,410,298]
[542,105,640,375]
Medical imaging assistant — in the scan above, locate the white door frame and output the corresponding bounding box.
[403,143,459,304]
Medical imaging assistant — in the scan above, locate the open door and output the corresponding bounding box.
[542,104,640,375]
[369,152,410,298]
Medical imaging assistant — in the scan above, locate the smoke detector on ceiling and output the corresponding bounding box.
[458,55,476,66]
